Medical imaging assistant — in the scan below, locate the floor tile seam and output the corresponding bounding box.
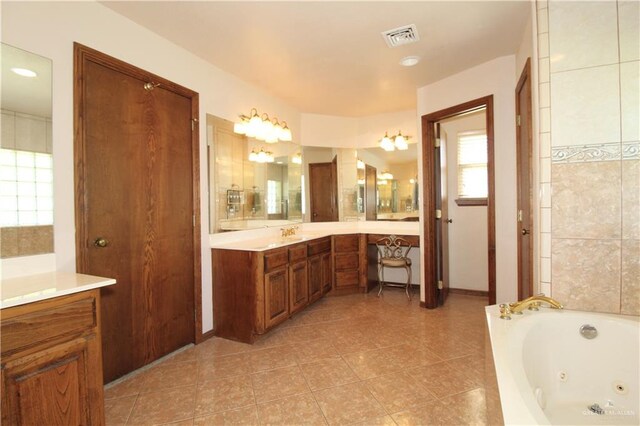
[297,360,332,426]
[254,388,314,406]
[194,399,258,419]
[249,360,300,376]
[432,385,486,402]
[122,392,139,426]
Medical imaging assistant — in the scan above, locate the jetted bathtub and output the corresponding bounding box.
[486,305,639,425]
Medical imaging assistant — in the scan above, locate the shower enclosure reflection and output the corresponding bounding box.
[207,114,302,233]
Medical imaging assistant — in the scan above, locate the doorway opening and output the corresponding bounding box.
[421,96,496,308]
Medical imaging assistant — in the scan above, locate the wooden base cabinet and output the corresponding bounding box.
[1,290,105,425]
[212,238,330,344]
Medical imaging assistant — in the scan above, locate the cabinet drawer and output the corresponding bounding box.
[334,234,359,253]
[307,238,331,256]
[1,296,96,356]
[334,253,359,271]
[289,244,307,263]
[265,249,288,272]
[335,270,359,288]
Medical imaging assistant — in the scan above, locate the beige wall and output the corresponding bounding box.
[538,0,639,314]
[417,55,518,304]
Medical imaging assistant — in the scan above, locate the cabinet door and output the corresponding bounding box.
[321,251,332,294]
[307,255,323,303]
[2,336,103,425]
[265,267,289,329]
[289,260,309,315]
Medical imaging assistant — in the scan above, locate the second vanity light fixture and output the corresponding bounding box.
[234,108,293,143]
[379,130,410,151]
[248,147,274,163]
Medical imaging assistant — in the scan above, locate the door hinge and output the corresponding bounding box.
[435,209,442,219]
[516,115,521,126]
[193,215,196,227]
[517,209,523,222]
[434,138,441,148]
[437,280,444,289]
[191,118,199,131]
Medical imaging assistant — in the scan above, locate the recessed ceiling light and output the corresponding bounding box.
[400,56,420,67]
[11,67,37,78]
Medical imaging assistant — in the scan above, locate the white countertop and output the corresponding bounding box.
[1,272,116,309]
[210,221,420,251]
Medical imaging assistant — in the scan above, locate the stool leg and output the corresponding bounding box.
[405,264,412,300]
[377,263,384,297]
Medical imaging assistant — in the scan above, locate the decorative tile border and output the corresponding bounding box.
[623,141,640,160]
[551,143,621,163]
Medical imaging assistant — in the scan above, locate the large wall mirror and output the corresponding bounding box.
[303,143,418,222]
[0,43,54,258]
[207,114,302,233]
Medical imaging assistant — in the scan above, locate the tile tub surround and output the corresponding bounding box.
[104,292,492,425]
[538,0,640,314]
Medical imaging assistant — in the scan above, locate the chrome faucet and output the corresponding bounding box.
[499,295,563,320]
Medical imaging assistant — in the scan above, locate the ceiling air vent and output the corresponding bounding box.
[381,24,420,48]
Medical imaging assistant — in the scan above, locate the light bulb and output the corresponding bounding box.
[394,132,408,150]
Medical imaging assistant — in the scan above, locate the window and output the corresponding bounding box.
[456,131,488,206]
[267,179,282,214]
[0,149,54,226]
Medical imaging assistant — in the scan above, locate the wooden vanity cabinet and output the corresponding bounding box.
[264,266,289,330]
[288,245,309,315]
[332,234,367,295]
[1,290,105,425]
[308,237,331,301]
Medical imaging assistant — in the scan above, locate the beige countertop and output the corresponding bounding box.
[210,221,420,252]
[1,271,116,309]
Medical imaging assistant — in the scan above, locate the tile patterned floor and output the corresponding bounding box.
[104,291,491,425]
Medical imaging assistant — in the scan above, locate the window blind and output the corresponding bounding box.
[457,132,488,198]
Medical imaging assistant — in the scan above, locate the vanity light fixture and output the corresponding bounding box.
[291,153,302,164]
[379,130,410,151]
[381,171,394,180]
[11,67,37,78]
[234,108,292,143]
[248,147,274,163]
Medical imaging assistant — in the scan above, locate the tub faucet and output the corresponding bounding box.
[509,295,563,314]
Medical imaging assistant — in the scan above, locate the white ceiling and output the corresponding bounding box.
[102,1,530,117]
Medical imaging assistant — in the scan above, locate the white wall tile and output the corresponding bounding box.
[539,82,550,108]
[621,61,640,142]
[539,58,550,83]
[538,33,549,58]
[549,1,618,72]
[539,281,551,295]
[540,133,551,158]
[550,65,620,146]
[540,182,551,207]
[619,1,640,62]
[541,256,551,282]
[541,232,551,258]
[540,158,551,182]
[540,107,551,133]
[541,207,551,232]
[537,7,549,34]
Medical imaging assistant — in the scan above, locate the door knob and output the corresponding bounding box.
[521,229,530,235]
[94,237,109,248]
[313,212,318,217]
[446,219,453,223]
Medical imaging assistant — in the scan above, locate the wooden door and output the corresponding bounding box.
[309,162,338,222]
[434,123,450,306]
[321,251,332,293]
[265,267,289,328]
[74,44,199,383]
[516,58,533,300]
[365,164,377,221]
[308,254,323,303]
[289,260,309,314]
